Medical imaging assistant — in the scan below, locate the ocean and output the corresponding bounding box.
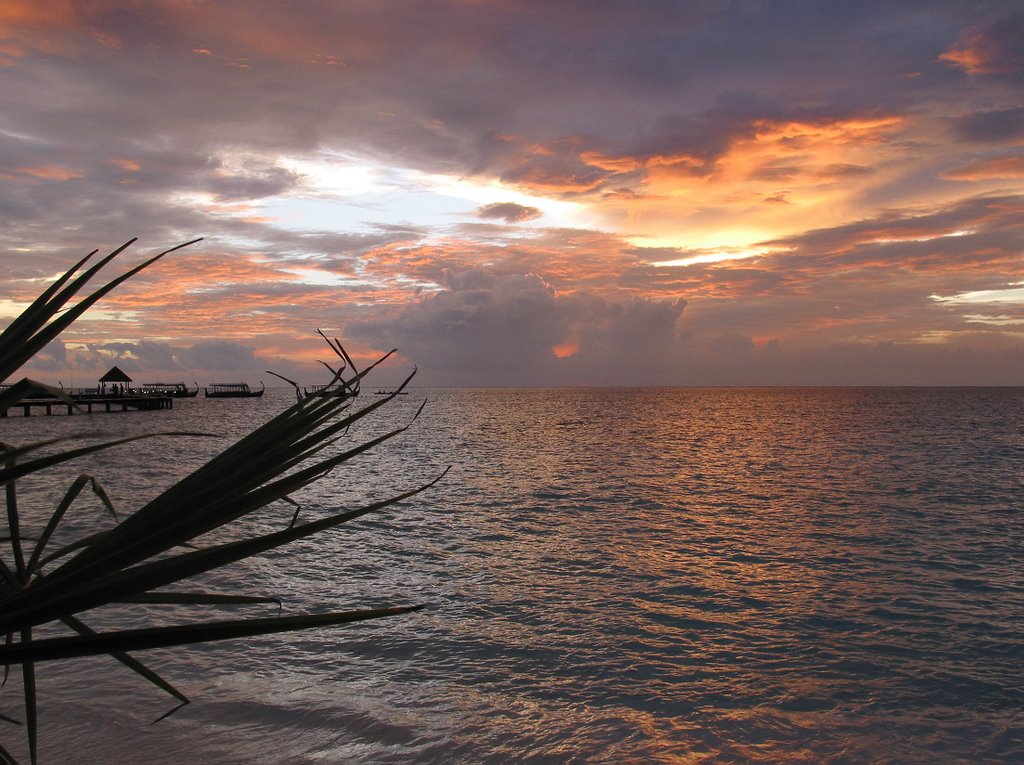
[2,386,1023,763]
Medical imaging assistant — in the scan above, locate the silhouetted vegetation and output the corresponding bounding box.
[0,239,443,764]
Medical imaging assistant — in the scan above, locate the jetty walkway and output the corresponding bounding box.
[1,395,173,417]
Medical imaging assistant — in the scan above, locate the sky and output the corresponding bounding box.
[1,0,1023,387]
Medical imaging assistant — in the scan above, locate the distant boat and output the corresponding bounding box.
[302,383,358,399]
[374,389,409,395]
[205,381,265,398]
[140,382,199,398]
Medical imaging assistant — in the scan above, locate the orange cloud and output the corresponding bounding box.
[75,253,359,344]
[0,1,121,57]
[305,54,345,67]
[551,323,582,358]
[358,230,646,300]
[941,31,1004,74]
[192,47,251,69]
[0,1,76,36]
[941,44,988,73]
[580,152,647,174]
[110,158,141,171]
[160,4,365,62]
[550,340,579,359]
[13,164,83,181]
[593,115,904,251]
[753,116,901,147]
[944,155,1024,180]
[0,1,342,63]
[940,17,1024,76]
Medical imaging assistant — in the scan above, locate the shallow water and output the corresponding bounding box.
[2,387,1023,763]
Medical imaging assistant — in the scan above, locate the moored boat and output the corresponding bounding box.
[140,382,199,398]
[204,381,265,398]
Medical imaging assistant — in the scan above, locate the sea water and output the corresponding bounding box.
[1,387,1022,763]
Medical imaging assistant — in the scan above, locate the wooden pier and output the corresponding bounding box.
[1,395,174,417]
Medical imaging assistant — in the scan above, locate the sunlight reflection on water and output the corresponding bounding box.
[2,386,1023,763]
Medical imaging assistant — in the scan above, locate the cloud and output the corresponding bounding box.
[206,161,301,201]
[346,266,690,385]
[345,253,1024,386]
[498,140,616,194]
[676,337,1024,386]
[2,2,1024,386]
[177,340,260,371]
[475,202,542,223]
[943,155,1024,181]
[940,13,1024,76]
[351,271,565,382]
[952,106,1024,142]
[21,338,68,372]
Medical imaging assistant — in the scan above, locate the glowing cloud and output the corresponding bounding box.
[931,284,1024,305]
[944,155,1024,180]
[12,165,83,181]
[2,2,1024,385]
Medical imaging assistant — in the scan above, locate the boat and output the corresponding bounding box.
[139,382,199,398]
[204,381,265,398]
[302,383,358,399]
[374,389,409,395]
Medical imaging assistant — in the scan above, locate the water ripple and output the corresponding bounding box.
[3,386,1023,763]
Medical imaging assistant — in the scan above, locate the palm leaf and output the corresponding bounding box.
[115,592,280,607]
[0,249,95,354]
[3,452,25,581]
[38,368,418,589]
[0,470,446,634]
[0,606,423,664]
[0,379,77,411]
[60,614,188,706]
[0,239,447,763]
[20,630,36,765]
[27,474,117,575]
[0,432,217,487]
[0,239,201,381]
[0,741,18,765]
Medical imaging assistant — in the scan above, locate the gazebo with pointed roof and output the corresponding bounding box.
[99,365,133,392]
